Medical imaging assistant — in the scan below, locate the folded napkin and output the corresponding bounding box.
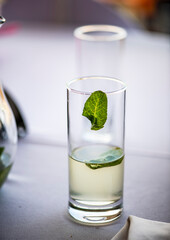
[112,216,170,240]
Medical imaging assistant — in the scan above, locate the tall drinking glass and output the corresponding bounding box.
[67,76,126,225]
[74,25,127,78]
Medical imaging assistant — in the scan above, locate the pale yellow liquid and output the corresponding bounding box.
[69,145,124,206]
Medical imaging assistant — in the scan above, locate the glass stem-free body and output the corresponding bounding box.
[67,77,126,225]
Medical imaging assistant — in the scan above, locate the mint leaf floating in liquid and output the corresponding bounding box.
[82,90,107,130]
[86,155,124,170]
[86,148,124,170]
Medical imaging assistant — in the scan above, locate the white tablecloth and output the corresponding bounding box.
[0,141,170,239]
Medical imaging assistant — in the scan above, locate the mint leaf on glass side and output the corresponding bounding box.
[82,90,107,130]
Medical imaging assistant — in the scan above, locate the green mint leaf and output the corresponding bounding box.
[0,164,13,188]
[86,155,124,170]
[0,147,5,157]
[82,90,107,130]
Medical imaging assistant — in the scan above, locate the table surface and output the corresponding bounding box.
[0,141,170,240]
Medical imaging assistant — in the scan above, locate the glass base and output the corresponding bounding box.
[68,198,123,225]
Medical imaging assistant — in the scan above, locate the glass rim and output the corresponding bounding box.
[66,76,127,95]
[74,25,127,42]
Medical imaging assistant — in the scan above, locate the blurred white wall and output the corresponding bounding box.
[0,25,169,158]
[0,1,169,158]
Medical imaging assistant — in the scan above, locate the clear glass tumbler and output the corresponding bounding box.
[74,25,127,78]
[67,76,126,225]
[0,84,17,187]
[0,16,18,188]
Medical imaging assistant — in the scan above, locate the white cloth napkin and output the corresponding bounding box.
[111,216,170,240]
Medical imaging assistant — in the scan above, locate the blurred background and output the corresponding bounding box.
[0,0,170,156]
[1,0,170,32]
